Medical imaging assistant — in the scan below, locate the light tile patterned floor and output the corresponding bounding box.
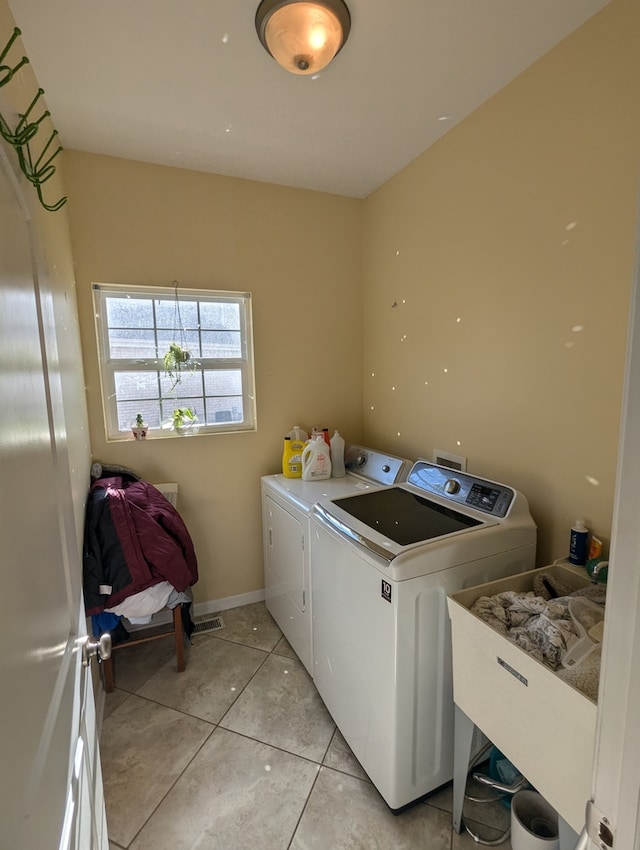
[102,602,512,850]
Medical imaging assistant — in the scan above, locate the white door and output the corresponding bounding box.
[0,147,107,847]
[582,197,640,849]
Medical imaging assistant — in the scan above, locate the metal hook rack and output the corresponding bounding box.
[0,27,67,212]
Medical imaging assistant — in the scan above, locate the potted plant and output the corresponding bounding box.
[163,341,195,389]
[131,412,148,440]
[172,407,199,436]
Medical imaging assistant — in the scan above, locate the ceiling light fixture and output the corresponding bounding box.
[255,0,351,76]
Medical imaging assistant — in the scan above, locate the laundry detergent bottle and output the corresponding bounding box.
[330,430,346,477]
[282,436,305,478]
[301,435,332,481]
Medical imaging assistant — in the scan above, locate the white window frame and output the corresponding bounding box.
[92,282,257,441]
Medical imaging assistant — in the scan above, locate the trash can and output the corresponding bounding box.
[511,790,559,850]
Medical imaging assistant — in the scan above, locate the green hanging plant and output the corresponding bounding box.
[163,282,200,390]
[163,341,194,389]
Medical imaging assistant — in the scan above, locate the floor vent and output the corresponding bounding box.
[192,615,225,635]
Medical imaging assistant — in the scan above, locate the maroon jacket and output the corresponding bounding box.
[83,477,198,615]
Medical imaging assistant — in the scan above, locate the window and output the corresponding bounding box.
[93,283,256,440]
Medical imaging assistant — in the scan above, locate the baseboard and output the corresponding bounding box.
[194,588,266,618]
[123,587,266,632]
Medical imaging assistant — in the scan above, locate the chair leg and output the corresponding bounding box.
[102,654,115,693]
[173,604,185,672]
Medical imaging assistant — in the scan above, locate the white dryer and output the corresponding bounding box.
[261,445,411,674]
[311,460,537,810]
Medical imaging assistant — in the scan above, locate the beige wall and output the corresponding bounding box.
[362,0,640,564]
[24,0,638,605]
[0,2,91,547]
[63,153,363,604]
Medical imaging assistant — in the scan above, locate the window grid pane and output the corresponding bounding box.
[94,283,255,439]
[114,369,250,431]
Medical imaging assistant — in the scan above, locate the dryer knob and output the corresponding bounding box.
[382,464,390,473]
[444,478,461,495]
[353,452,367,469]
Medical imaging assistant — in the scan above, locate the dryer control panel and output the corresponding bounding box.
[407,461,515,517]
[345,444,411,486]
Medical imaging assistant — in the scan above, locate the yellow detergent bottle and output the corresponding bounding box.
[282,436,305,478]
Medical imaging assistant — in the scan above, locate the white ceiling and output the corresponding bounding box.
[8,0,610,199]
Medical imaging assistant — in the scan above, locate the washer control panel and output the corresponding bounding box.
[407,460,515,517]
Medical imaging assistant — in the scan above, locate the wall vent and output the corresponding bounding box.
[192,615,225,635]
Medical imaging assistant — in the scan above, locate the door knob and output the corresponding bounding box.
[81,633,112,667]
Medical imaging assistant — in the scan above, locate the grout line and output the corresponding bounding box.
[105,606,454,848]
[212,725,327,770]
[215,642,273,728]
[285,761,323,850]
[320,723,338,765]
[126,723,217,849]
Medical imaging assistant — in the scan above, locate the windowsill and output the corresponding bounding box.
[108,425,257,443]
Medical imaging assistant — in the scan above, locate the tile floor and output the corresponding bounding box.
[102,602,513,850]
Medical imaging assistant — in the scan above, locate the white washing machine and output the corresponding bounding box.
[311,460,537,810]
[261,445,411,674]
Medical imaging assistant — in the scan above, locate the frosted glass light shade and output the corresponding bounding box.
[256,0,351,75]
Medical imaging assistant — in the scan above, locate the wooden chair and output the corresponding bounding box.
[100,483,188,694]
[101,604,185,693]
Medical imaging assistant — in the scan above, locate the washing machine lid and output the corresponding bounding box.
[315,487,494,562]
[330,486,481,545]
[313,461,518,563]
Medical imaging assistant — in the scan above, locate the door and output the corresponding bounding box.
[264,494,306,615]
[0,146,107,847]
[262,489,312,673]
[585,195,640,849]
